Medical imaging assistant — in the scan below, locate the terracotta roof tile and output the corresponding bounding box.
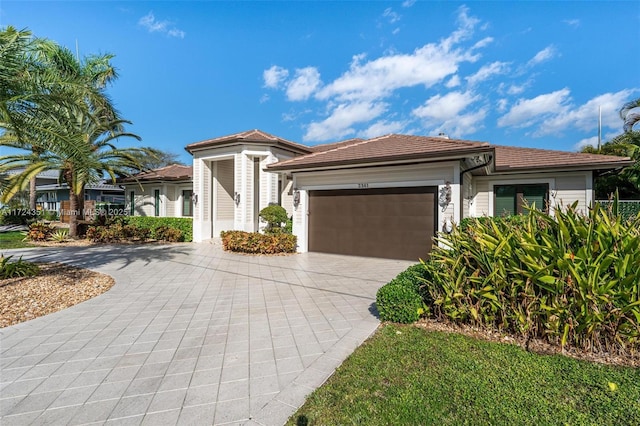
[310,138,365,152]
[121,164,192,182]
[185,129,312,154]
[268,134,491,171]
[493,145,633,171]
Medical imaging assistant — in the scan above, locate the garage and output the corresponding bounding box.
[308,187,437,261]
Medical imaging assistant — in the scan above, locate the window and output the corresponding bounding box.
[129,191,135,216]
[182,190,193,217]
[154,189,160,216]
[495,184,548,216]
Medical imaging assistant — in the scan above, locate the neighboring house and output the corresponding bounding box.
[119,164,193,217]
[138,129,633,261]
[35,181,125,212]
[0,169,59,208]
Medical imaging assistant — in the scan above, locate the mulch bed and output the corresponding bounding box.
[0,263,115,328]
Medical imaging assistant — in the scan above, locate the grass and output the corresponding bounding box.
[0,231,32,249]
[289,324,640,425]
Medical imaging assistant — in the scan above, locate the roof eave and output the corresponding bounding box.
[494,160,635,174]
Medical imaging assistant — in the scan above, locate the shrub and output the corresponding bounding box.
[220,230,297,254]
[259,205,289,234]
[425,198,640,354]
[0,255,40,279]
[124,216,192,242]
[390,263,433,302]
[23,222,56,241]
[154,225,183,242]
[376,283,425,324]
[0,207,36,225]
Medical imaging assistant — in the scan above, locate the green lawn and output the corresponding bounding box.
[0,231,32,249]
[289,324,640,425]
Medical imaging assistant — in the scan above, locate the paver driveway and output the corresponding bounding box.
[0,242,412,425]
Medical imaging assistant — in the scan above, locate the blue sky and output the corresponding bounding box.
[1,1,638,165]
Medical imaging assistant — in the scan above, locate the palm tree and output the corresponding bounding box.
[620,98,640,133]
[1,33,150,237]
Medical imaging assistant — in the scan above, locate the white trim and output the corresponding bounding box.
[197,152,236,162]
[151,187,161,217]
[585,171,594,208]
[297,179,445,191]
[488,177,556,216]
[240,153,247,230]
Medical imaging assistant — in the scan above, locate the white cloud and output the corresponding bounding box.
[507,84,527,95]
[402,0,416,7]
[304,101,387,142]
[383,8,401,24]
[263,66,289,89]
[574,136,598,151]
[167,29,185,39]
[138,12,185,38]
[316,8,484,104]
[413,91,480,121]
[564,19,580,28]
[446,75,461,88]
[412,91,486,136]
[265,6,506,142]
[358,120,407,139]
[527,45,557,67]
[466,61,510,86]
[259,94,270,104]
[286,67,322,101]
[497,88,572,129]
[497,98,509,112]
[541,89,637,136]
[498,89,638,137]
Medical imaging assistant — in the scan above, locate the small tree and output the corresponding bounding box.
[259,205,288,234]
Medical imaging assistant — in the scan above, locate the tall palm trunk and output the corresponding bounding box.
[68,190,79,238]
[29,177,36,210]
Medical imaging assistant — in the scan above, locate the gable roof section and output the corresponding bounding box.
[493,146,634,172]
[268,134,492,171]
[185,129,312,155]
[120,164,193,183]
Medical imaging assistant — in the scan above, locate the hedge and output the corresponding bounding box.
[220,230,297,254]
[123,216,193,242]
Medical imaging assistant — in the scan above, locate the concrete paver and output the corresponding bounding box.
[0,242,412,425]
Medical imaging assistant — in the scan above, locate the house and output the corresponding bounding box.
[119,164,193,217]
[139,129,633,261]
[35,181,125,212]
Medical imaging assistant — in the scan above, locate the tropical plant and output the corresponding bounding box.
[422,199,640,354]
[0,32,152,237]
[621,97,640,133]
[0,254,40,279]
[49,228,68,243]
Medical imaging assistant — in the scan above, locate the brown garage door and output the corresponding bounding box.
[308,187,437,261]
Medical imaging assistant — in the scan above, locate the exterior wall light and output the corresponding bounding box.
[293,189,300,208]
[192,193,198,205]
[234,192,241,206]
[439,182,452,211]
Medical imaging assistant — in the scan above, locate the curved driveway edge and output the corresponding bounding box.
[0,243,412,425]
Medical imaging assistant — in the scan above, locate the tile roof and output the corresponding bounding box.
[309,138,365,152]
[493,145,634,172]
[185,129,312,154]
[268,134,492,171]
[267,133,633,172]
[121,164,193,182]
